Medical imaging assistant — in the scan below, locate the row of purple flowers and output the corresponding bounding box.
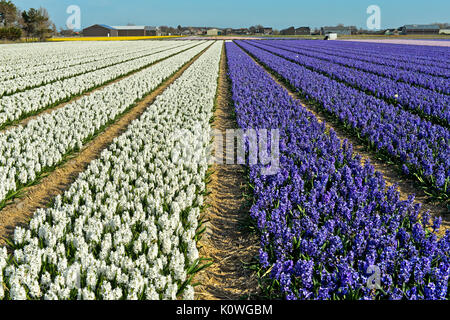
[245,40,450,127]
[246,40,449,95]
[226,41,449,300]
[303,40,450,67]
[275,40,450,77]
[235,40,449,202]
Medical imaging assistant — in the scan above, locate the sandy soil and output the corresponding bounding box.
[194,43,260,300]
[0,44,213,248]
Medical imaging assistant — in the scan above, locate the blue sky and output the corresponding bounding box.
[13,0,450,30]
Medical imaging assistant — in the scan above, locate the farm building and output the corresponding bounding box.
[321,26,357,35]
[145,26,157,36]
[263,27,273,35]
[281,26,311,35]
[207,28,222,36]
[254,27,273,35]
[295,27,311,35]
[82,24,118,37]
[280,27,295,35]
[82,24,157,37]
[112,26,157,36]
[231,28,249,35]
[401,24,440,35]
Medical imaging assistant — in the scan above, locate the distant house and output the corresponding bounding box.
[145,26,157,36]
[233,28,250,35]
[295,27,311,35]
[280,26,310,36]
[263,27,273,35]
[196,29,207,35]
[254,27,272,35]
[157,29,167,36]
[82,24,118,37]
[280,27,295,35]
[321,26,357,35]
[231,28,249,35]
[359,29,386,35]
[207,28,222,36]
[401,24,440,35]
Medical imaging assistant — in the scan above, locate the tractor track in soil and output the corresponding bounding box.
[194,43,260,300]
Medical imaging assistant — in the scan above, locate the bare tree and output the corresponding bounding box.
[0,0,17,27]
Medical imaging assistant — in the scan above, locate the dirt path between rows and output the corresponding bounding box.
[242,45,449,235]
[195,43,260,300]
[0,43,212,248]
[0,42,198,133]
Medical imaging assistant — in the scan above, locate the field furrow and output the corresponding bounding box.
[0,27,449,302]
[194,43,260,300]
[0,41,211,210]
[236,40,450,202]
[0,41,192,97]
[245,41,449,94]
[0,43,171,82]
[270,40,450,77]
[303,40,450,68]
[0,41,204,130]
[0,41,223,300]
[226,40,449,300]
[245,40,450,127]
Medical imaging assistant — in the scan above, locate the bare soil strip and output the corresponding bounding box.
[195,43,260,300]
[0,41,200,133]
[0,43,213,247]
[241,46,449,233]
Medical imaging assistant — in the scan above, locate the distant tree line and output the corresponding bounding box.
[0,0,55,41]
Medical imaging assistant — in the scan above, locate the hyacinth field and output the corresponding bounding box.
[0,38,448,301]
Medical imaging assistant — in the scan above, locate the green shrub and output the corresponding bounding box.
[0,26,22,40]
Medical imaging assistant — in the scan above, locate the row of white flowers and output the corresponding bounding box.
[0,41,211,205]
[0,42,135,82]
[0,41,158,79]
[0,42,100,70]
[0,41,189,96]
[0,41,204,127]
[0,40,222,300]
